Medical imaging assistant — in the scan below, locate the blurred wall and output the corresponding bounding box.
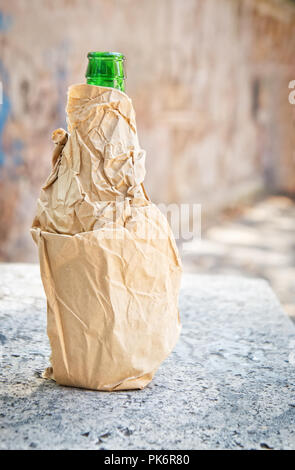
[0,0,295,261]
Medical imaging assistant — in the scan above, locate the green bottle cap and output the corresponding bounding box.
[86,52,125,92]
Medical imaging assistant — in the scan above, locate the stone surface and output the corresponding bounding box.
[1,263,295,450]
[182,195,295,322]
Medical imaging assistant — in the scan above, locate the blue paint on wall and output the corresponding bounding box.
[12,139,24,166]
[0,60,11,166]
[0,93,11,166]
[0,11,12,31]
[0,92,11,166]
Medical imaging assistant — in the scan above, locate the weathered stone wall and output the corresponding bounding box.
[0,0,295,261]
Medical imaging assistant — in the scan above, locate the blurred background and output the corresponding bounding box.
[0,0,294,316]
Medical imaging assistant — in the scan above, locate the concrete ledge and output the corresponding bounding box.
[0,263,295,450]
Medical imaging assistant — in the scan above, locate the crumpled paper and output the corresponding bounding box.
[31,84,182,391]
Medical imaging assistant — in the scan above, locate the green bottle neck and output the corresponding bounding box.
[86,52,125,92]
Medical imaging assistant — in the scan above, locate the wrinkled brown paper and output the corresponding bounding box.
[31,84,182,391]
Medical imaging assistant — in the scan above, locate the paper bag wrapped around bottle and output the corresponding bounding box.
[31,84,182,391]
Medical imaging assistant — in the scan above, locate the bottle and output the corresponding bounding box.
[85,51,125,92]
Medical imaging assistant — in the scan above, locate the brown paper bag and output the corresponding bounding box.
[31,84,182,391]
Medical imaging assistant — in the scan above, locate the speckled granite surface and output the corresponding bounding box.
[1,263,295,450]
